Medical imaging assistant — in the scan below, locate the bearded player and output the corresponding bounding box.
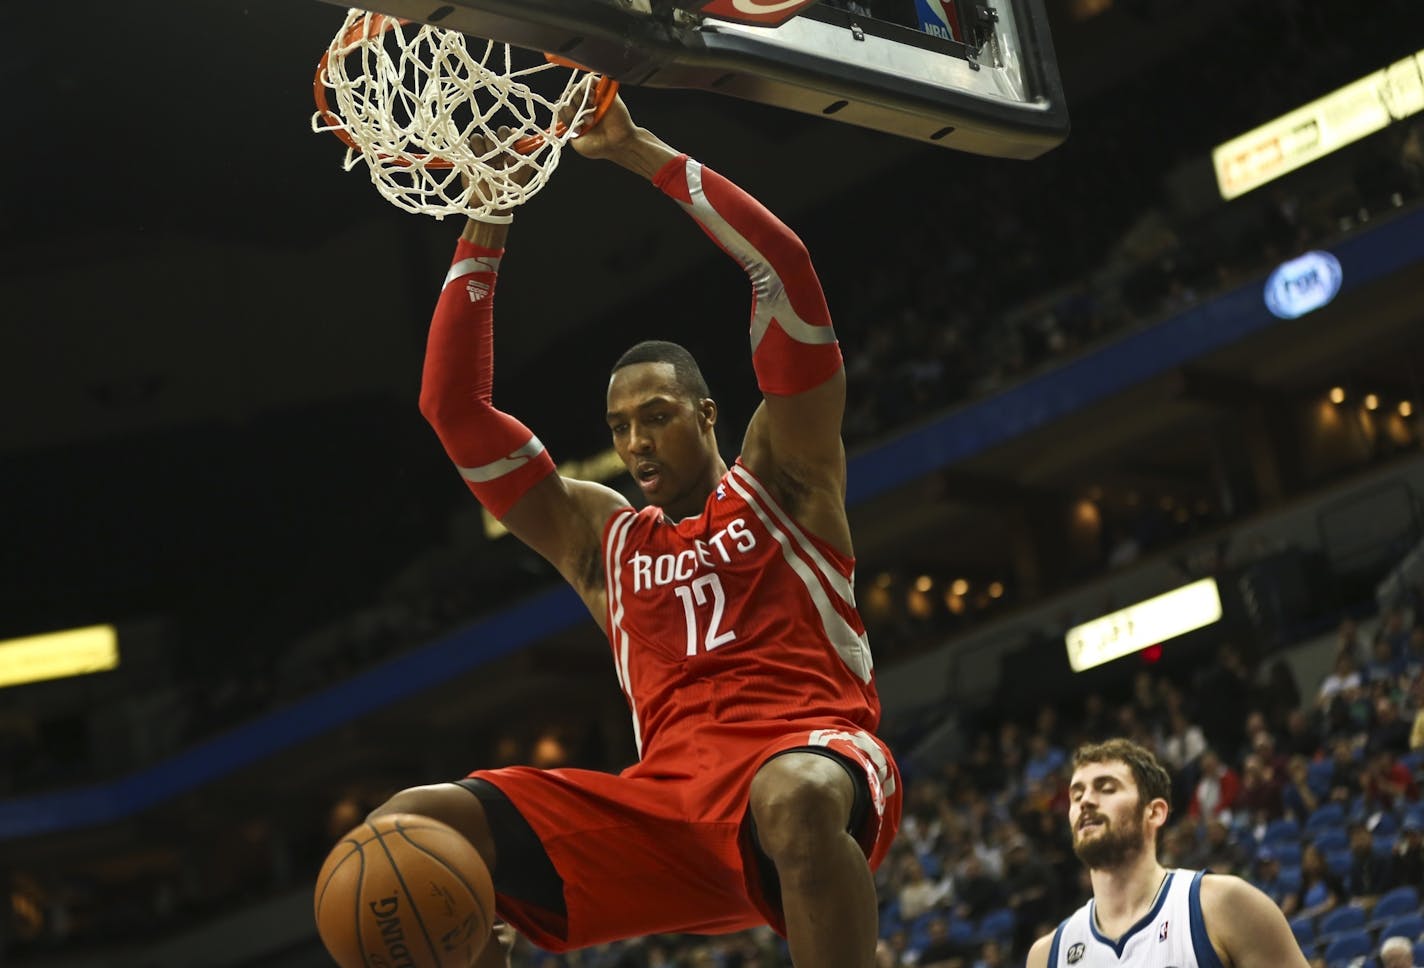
[1027,739,1306,968]
[356,92,901,967]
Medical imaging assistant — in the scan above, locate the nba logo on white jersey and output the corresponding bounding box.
[1158,921,1169,942]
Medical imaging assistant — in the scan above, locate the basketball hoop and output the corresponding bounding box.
[312,10,619,220]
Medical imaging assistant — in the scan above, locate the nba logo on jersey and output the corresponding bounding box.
[1158,920,1169,941]
[716,483,726,500]
[1066,942,1084,964]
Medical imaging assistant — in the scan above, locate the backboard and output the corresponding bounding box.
[314,0,1068,158]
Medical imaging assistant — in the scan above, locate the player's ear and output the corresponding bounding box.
[699,397,717,429]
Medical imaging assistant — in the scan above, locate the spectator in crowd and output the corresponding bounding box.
[1158,709,1208,772]
[1184,818,1245,875]
[1345,820,1392,900]
[1004,837,1057,953]
[1282,843,1344,919]
[1189,749,1240,821]
[1391,815,1424,889]
[954,854,1006,922]
[898,854,952,922]
[1319,651,1364,708]
[1371,697,1414,755]
[1237,752,1285,822]
[1252,848,1290,907]
[1023,734,1067,788]
[1281,755,1321,821]
[1363,749,1418,813]
[1379,934,1416,968]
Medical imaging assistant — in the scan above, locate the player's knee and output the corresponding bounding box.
[368,783,498,873]
[749,754,855,864]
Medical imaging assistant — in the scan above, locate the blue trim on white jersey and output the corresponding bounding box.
[1049,918,1067,966]
[1088,871,1177,957]
[1188,870,1227,968]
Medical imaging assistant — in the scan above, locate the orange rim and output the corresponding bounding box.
[313,16,620,165]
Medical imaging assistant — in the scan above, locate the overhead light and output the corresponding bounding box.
[1329,386,1346,404]
[1365,393,1380,411]
[1065,579,1223,672]
[1401,401,1415,418]
[988,581,1005,599]
[914,575,933,593]
[951,578,969,596]
[0,625,119,689]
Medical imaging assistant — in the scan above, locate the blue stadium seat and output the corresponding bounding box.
[1414,940,1424,966]
[1289,913,1315,947]
[1374,832,1397,856]
[1277,866,1303,895]
[1321,930,1371,965]
[1371,886,1420,921]
[1265,818,1302,844]
[1374,812,1399,836]
[1273,842,1303,867]
[1307,761,1335,797]
[947,919,976,946]
[1403,749,1424,774]
[1312,829,1349,852]
[1320,906,1366,936]
[1382,913,1424,943]
[976,907,1016,943]
[1325,848,1353,879]
[917,851,943,879]
[1307,803,1346,831]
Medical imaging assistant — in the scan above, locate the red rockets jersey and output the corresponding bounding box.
[601,459,880,765]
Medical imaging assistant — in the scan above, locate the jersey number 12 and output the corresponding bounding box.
[673,573,737,655]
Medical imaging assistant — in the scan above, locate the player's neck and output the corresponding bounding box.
[660,457,729,522]
[1088,852,1169,937]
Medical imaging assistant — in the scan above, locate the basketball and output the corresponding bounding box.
[314,813,495,968]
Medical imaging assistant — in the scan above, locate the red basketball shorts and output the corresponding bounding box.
[467,723,901,953]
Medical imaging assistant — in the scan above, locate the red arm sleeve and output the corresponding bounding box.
[653,154,842,396]
[418,239,556,519]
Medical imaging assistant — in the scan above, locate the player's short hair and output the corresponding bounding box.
[612,340,711,402]
[1072,738,1173,808]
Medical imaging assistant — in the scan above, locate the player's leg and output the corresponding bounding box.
[748,751,878,968]
[368,780,549,968]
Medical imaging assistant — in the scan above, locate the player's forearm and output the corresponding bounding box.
[419,238,556,518]
[601,127,681,181]
[653,154,841,396]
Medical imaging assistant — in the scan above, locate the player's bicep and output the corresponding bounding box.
[742,367,847,486]
[500,476,629,594]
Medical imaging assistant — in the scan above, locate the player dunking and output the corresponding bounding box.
[360,93,901,966]
[1027,739,1307,968]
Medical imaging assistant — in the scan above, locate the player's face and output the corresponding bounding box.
[1068,760,1150,870]
[606,362,716,511]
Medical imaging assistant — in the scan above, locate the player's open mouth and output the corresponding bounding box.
[1078,817,1104,833]
[636,462,661,491]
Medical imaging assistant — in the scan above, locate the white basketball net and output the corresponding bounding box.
[313,9,599,220]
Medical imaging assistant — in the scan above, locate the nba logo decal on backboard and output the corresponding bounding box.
[915,0,962,40]
[1067,942,1085,964]
[1158,920,1169,942]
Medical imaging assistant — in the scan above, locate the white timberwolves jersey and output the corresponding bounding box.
[1048,870,1225,968]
